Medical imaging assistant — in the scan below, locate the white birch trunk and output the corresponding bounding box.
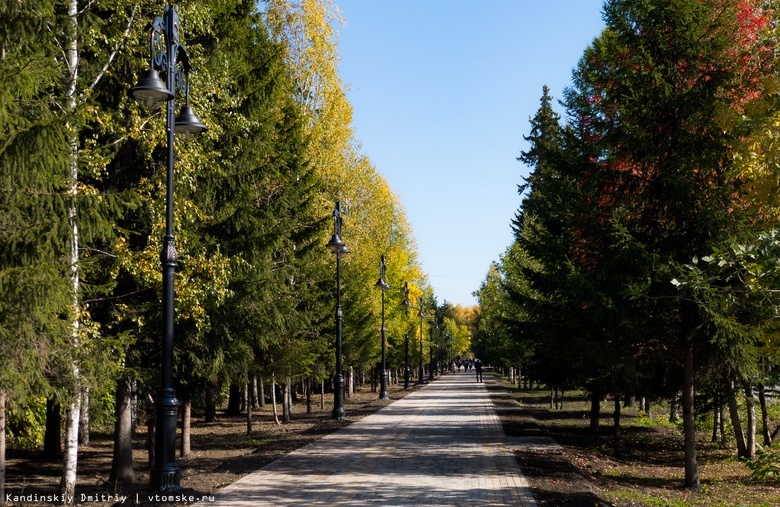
[60,1,82,502]
[180,399,191,458]
[744,382,757,459]
[78,387,89,445]
[1,390,6,507]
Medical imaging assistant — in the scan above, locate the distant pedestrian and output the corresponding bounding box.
[474,359,483,382]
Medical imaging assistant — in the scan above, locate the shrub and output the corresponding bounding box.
[746,447,780,480]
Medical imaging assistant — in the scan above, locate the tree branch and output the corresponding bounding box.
[87,4,139,93]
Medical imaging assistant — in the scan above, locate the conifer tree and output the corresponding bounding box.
[5,1,154,497]
[1,1,77,497]
[560,0,773,486]
[192,0,330,422]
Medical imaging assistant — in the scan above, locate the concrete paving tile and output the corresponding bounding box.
[193,372,536,507]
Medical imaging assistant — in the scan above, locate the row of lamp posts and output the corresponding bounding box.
[327,202,438,415]
[130,4,444,492]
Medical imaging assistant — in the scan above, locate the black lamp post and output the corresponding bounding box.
[402,283,411,389]
[326,202,349,420]
[417,302,426,384]
[130,4,207,492]
[375,256,390,400]
[428,321,436,382]
[446,334,453,372]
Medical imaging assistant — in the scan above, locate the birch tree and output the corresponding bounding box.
[42,0,142,500]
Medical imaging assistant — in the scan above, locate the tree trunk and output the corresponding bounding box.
[78,387,89,445]
[743,381,757,459]
[589,391,600,438]
[245,383,252,435]
[204,388,217,422]
[712,391,721,443]
[669,395,679,422]
[726,379,747,458]
[613,395,621,456]
[251,375,259,409]
[0,390,6,507]
[43,398,62,460]
[180,398,191,457]
[145,395,154,469]
[226,384,241,416]
[306,378,312,414]
[259,377,266,408]
[270,374,280,425]
[758,383,771,446]
[682,341,699,489]
[108,375,135,489]
[282,378,291,423]
[60,392,82,503]
[61,2,82,502]
[320,381,325,410]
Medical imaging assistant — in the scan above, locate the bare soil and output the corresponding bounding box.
[488,377,780,507]
[5,383,421,506]
[11,374,777,507]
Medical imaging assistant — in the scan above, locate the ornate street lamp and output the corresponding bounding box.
[446,334,453,373]
[417,301,427,384]
[402,282,412,389]
[326,201,349,419]
[129,4,207,492]
[375,256,390,400]
[429,320,437,382]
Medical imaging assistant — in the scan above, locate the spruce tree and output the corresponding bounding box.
[0,1,73,496]
[561,0,773,486]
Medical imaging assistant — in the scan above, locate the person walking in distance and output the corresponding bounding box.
[474,358,483,382]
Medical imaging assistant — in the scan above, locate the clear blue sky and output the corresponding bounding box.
[334,0,606,307]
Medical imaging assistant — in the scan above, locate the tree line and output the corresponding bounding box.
[0,0,475,502]
[474,0,780,489]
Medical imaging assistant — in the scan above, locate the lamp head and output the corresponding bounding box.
[174,105,208,138]
[375,255,389,291]
[131,68,173,110]
[327,234,346,254]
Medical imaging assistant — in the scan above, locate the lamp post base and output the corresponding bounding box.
[150,468,182,493]
[151,389,181,492]
[332,373,346,420]
[379,370,389,400]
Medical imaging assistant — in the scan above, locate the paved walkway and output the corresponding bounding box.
[196,372,537,506]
